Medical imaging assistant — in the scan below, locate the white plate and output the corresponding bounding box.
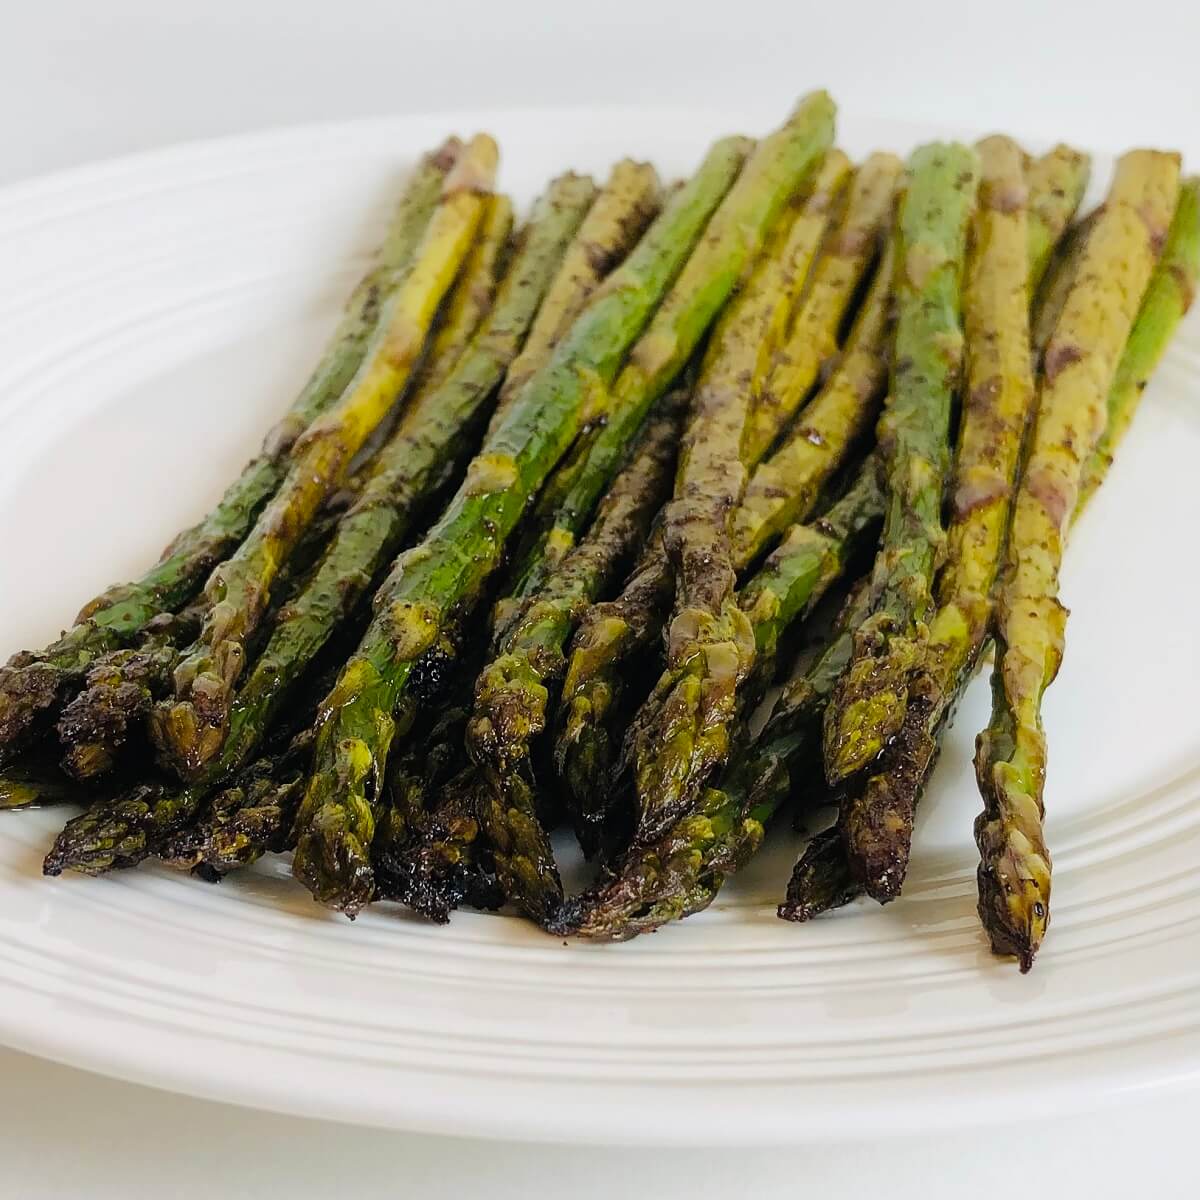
[0,108,1198,1145]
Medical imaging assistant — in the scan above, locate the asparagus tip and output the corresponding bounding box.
[976,862,1048,973]
[292,805,376,918]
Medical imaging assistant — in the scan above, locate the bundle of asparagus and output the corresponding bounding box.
[3,95,1196,975]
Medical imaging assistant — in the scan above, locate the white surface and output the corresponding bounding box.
[1,2,1198,1195]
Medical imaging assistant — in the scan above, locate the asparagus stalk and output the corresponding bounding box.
[731,241,895,567]
[614,157,900,852]
[0,142,456,766]
[288,129,758,915]
[497,102,838,624]
[738,455,884,686]
[1077,176,1200,508]
[154,135,499,777]
[622,152,864,844]
[1025,145,1091,288]
[42,175,594,874]
[742,153,900,464]
[468,394,684,922]
[822,143,980,783]
[415,194,515,395]
[555,533,675,857]
[837,135,1035,898]
[486,160,660,435]
[976,150,1181,971]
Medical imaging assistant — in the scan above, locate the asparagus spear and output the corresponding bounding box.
[821,143,980,783]
[742,152,901,464]
[836,136,1035,899]
[0,142,456,766]
[486,161,664,637]
[42,176,594,874]
[154,135,499,777]
[486,160,660,435]
[1025,145,1092,288]
[731,241,894,567]
[1077,176,1200,508]
[976,150,1181,971]
[738,455,884,685]
[416,194,515,394]
[468,394,684,922]
[555,533,675,857]
[786,157,1188,941]
[562,582,871,939]
[288,128,758,915]
[497,105,838,624]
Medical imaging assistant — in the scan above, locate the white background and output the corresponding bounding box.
[1,2,1197,1196]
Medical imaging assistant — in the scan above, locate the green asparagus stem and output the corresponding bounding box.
[486,160,660,435]
[976,150,1181,970]
[555,533,674,857]
[1025,145,1091,289]
[288,128,758,915]
[468,394,684,921]
[610,156,898,864]
[1077,176,1200,508]
[561,452,882,865]
[623,151,875,845]
[821,143,980,783]
[0,141,456,766]
[738,455,885,686]
[742,152,901,464]
[731,240,895,567]
[498,100,837,625]
[837,136,1035,899]
[154,135,498,778]
[180,170,588,773]
[416,194,514,394]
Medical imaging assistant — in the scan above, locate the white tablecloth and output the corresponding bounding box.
[1,3,1196,1194]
